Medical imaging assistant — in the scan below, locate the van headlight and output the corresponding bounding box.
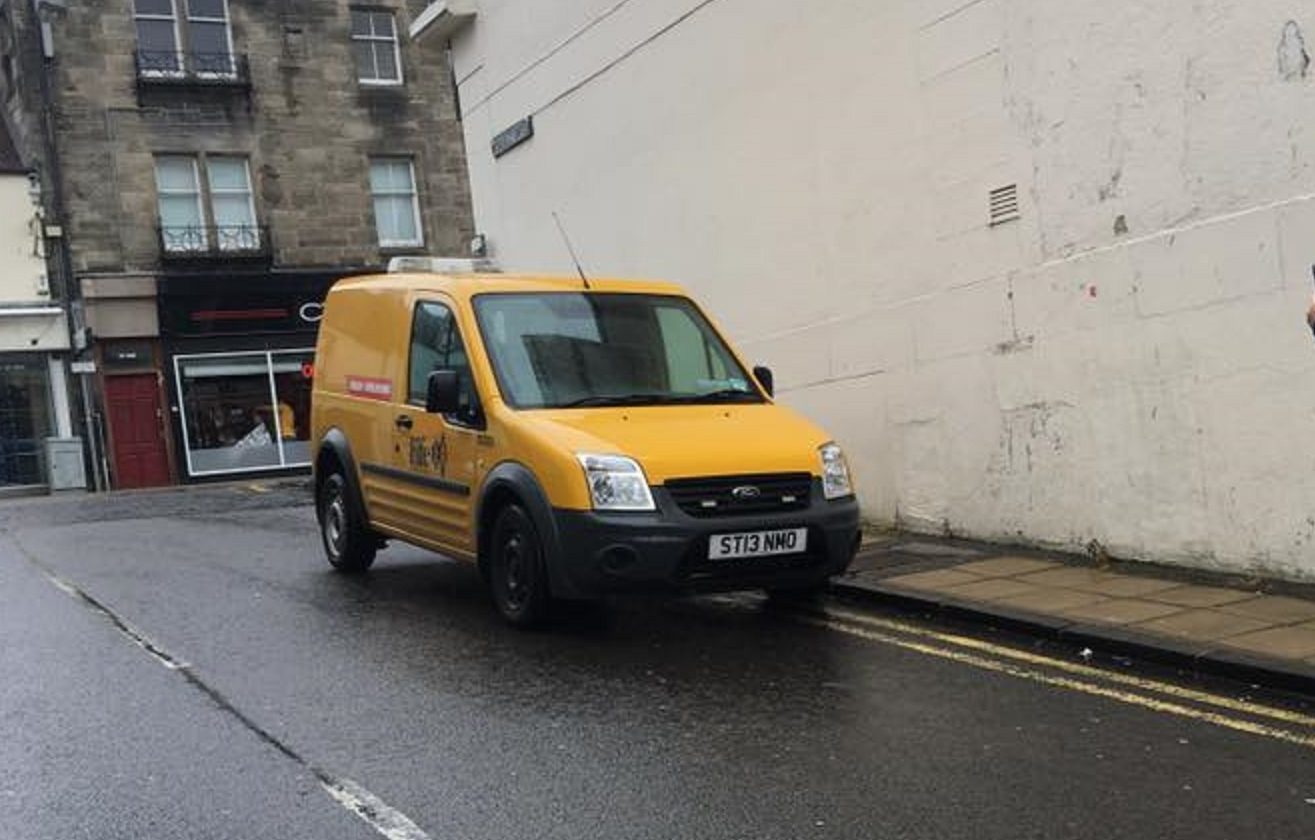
[819,442,854,500]
[577,453,656,511]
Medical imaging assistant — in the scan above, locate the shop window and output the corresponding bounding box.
[350,9,402,85]
[175,350,314,476]
[0,357,51,487]
[0,360,49,489]
[271,350,314,466]
[369,157,423,248]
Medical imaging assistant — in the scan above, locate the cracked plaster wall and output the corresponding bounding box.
[450,0,1315,580]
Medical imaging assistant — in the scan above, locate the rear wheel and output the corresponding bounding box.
[317,471,376,573]
[488,504,552,627]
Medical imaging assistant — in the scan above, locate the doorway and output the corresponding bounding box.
[104,373,171,489]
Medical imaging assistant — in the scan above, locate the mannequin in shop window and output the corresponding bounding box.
[278,401,297,440]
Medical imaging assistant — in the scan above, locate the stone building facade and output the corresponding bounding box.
[1,0,473,487]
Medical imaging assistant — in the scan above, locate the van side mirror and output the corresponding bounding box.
[753,365,774,397]
[426,370,460,414]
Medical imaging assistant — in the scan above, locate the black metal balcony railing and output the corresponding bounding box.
[135,50,250,86]
[159,225,270,261]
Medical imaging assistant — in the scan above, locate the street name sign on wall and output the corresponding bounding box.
[492,116,534,158]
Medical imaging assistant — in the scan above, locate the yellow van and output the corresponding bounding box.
[311,260,861,625]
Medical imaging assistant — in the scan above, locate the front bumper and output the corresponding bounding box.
[545,481,861,598]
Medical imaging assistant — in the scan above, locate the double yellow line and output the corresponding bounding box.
[804,603,1315,750]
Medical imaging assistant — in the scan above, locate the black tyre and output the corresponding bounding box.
[488,504,552,627]
[317,471,376,573]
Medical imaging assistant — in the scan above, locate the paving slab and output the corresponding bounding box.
[1015,567,1117,589]
[1220,625,1315,660]
[1071,575,1184,599]
[884,569,982,591]
[1146,585,1258,608]
[954,557,1057,578]
[991,587,1109,613]
[942,578,1045,602]
[836,533,1315,693]
[1056,598,1186,626]
[1017,567,1182,599]
[1131,609,1275,643]
[1217,595,1315,624]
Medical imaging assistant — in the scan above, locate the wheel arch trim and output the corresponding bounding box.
[476,461,575,597]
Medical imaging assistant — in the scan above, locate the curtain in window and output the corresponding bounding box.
[155,156,205,251]
[369,159,420,246]
[207,158,257,250]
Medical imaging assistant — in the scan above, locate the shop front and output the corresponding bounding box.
[0,354,58,489]
[0,310,76,494]
[159,270,352,481]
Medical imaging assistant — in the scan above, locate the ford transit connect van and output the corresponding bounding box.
[311,261,861,625]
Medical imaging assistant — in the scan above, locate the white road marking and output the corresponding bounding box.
[37,564,189,670]
[320,776,435,840]
[12,535,435,840]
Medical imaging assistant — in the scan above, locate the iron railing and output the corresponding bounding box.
[134,50,250,85]
[158,225,270,260]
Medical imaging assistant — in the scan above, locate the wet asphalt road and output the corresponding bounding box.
[2,484,1314,839]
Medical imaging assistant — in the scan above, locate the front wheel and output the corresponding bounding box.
[488,504,552,627]
[317,471,376,573]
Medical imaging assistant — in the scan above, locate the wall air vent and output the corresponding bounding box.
[989,184,1020,226]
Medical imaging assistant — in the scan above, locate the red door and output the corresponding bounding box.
[104,374,171,489]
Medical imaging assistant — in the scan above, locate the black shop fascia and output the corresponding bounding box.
[158,269,360,480]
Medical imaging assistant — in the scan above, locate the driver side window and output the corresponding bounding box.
[408,301,477,423]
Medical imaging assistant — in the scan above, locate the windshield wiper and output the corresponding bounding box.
[558,389,760,408]
[668,389,761,403]
[558,393,674,408]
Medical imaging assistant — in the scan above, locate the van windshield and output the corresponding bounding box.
[473,293,763,409]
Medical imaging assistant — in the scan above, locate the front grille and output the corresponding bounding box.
[665,472,812,518]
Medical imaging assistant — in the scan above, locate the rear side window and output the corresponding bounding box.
[407,301,476,421]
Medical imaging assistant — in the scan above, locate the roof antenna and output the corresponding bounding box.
[552,211,591,290]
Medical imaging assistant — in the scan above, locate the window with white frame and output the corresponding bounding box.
[186,0,236,76]
[155,154,259,253]
[134,0,183,75]
[369,158,423,248]
[350,9,402,85]
[134,0,236,78]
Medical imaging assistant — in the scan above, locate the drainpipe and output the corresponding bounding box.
[30,0,101,490]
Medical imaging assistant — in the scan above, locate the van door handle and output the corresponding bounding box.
[395,414,413,430]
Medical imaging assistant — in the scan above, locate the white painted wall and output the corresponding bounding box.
[445,0,1315,580]
[0,173,66,352]
[0,174,49,301]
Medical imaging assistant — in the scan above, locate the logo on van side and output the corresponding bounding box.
[346,376,392,400]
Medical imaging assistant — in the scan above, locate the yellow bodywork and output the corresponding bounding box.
[311,272,836,562]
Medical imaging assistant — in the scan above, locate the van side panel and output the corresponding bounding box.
[312,281,411,527]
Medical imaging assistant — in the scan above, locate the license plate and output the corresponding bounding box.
[708,528,808,560]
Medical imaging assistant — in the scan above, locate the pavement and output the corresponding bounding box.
[839,535,1315,692]
[2,484,1315,837]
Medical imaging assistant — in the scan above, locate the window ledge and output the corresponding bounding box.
[409,0,477,43]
